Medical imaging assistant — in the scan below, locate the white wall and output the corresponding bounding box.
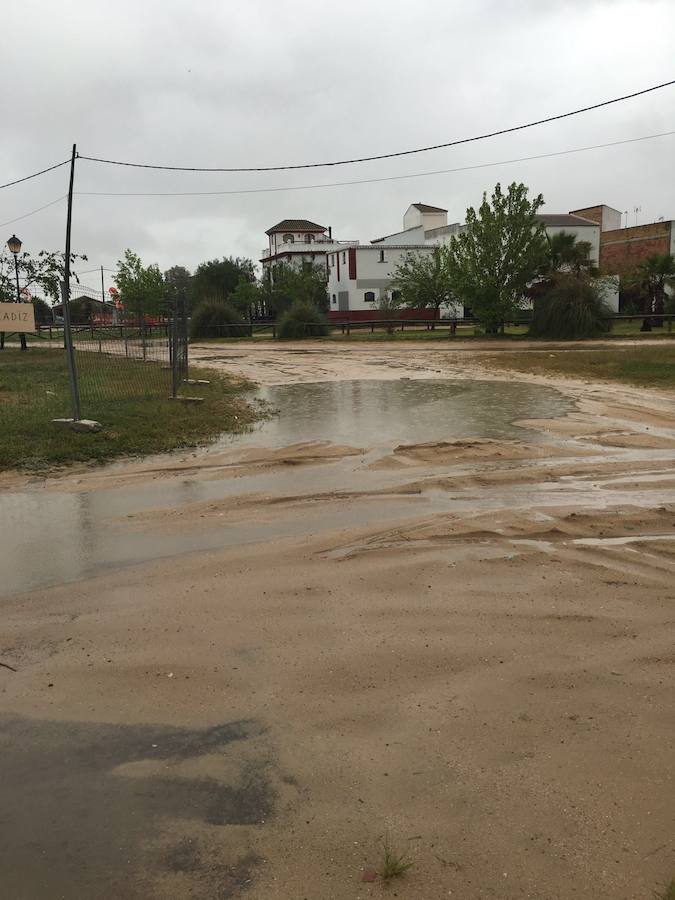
[327,245,462,316]
[600,206,622,232]
[403,206,448,231]
[268,230,326,255]
[375,225,425,245]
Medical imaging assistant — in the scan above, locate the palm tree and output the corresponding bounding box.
[636,253,675,331]
[527,231,611,339]
[546,231,597,276]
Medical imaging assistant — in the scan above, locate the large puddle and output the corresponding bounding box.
[1,379,574,596]
[220,378,572,448]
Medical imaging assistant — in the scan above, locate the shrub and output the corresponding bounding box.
[276,300,329,339]
[189,298,246,339]
[529,277,613,340]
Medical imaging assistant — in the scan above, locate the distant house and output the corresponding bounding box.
[260,219,356,285]
[52,295,113,324]
[263,199,636,321]
[568,204,675,277]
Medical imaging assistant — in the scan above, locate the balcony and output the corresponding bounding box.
[261,239,360,260]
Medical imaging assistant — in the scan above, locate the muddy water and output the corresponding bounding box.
[222,377,572,448]
[1,379,572,596]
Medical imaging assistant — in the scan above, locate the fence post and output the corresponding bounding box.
[171,307,179,398]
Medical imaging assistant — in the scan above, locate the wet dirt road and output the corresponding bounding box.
[1,343,674,899]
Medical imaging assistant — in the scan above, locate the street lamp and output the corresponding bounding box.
[6,234,27,350]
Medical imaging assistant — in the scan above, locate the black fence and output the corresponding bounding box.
[184,312,675,339]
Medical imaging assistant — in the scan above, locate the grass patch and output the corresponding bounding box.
[0,347,260,471]
[379,843,413,882]
[480,346,675,390]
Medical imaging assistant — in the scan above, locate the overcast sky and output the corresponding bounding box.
[2,0,674,295]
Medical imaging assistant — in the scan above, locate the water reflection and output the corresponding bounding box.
[222,378,571,449]
[1,379,573,596]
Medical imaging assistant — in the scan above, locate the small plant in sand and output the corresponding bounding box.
[654,879,675,900]
[379,841,413,882]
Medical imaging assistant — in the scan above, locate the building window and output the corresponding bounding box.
[304,234,313,243]
[283,234,294,243]
[332,294,337,305]
[378,250,385,263]
[330,254,334,266]
[364,291,376,302]
[391,290,401,301]
[342,252,346,264]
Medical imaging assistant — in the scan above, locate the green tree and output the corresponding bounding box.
[0,246,86,350]
[164,265,192,298]
[115,250,166,319]
[528,230,613,339]
[393,246,460,316]
[547,231,597,277]
[267,264,328,317]
[230,280,263,319]
[447,182,547,332]
[189,298,245,338]
[529,277,613,340]
[32,296,52,324]
[636,253,675,330]
[192,257,255,304]
[277,300,329,339]
[375,289,402,334]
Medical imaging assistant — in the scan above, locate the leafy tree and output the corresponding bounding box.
[0,246,86,350]
[528,230,614,339]
[447,182,547,332]
[191,257,255,304]
[32,297,52,324]
[230,280,263,319]
[393,246,460,315]
[375,289,402,334]
[267,264,328,317]
[277,299,329,339]
[164,265,192,301]
[529,276,613,340]
[189,298,245,338]
[547,231,597,277]
[115,250,166,319]
[636,253,675,330]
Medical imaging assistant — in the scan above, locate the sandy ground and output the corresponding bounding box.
[1,342,674,899]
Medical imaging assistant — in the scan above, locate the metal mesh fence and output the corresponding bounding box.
[3,314,188,424]
[71,323,173,407]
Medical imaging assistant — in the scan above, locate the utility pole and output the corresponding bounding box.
[61,143,81,421]
[12,245,27,351]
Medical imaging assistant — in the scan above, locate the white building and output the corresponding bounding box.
[260,218,357,284]
[534,213,601,266]
[326,243,459,319]
[263,203,618,320]
[326,203,464,319]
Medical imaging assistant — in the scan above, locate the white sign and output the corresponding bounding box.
[0,302,36,333]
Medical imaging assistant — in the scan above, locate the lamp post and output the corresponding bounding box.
[7,234,27,350]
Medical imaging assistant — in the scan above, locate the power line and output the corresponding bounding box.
[0,195,67,229]
[73,130,675,198]
[0,160,70,191]
[77,78,675,173]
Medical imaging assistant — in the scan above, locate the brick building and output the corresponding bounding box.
[569,205,675,277]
